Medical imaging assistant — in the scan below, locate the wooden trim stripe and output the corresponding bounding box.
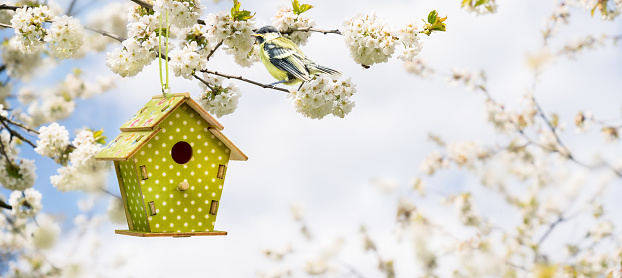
[208,128,248,161]
[115,230,227,237]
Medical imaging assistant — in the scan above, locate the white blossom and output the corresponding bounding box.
[419,151,447,175]
[343,13,397,66]
[49,130,109,192]
[447,141,488,168]
[178,24,216,55]
[50,165,79,192]
[169,41,207,79]
[590,221,614,241]
[196,74,241,117]
[403,57,433,77]
[153,0,205,29]
[396,23,423,61]
[272,6,316,45]
[31,215,60,249]
[462,0,499,15]
[447,68,486,91]
[10,6,52,54]
[39,95,76,123]
[0,159,37,191]
[204,11,258,67]
[0,83,11,104]
[0,104,8,119]
[107,198,127,224]
[17,87,36,105]
[289,76,357,119]
[8,188,42,218]
[34,122,70,159]
[106,37,156,77]
[45,15,85,59]
[87,2,132,39]
[69,130,108,173]
[568,0,622,20]
[0,37,43,80]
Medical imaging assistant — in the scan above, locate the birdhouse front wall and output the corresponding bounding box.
[131,103,231,233]
[118,160,150,232]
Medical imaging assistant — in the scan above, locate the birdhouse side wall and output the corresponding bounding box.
[132,103,232,233]
[118,160,150,232]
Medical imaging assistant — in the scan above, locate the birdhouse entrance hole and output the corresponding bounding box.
[171,141,192,164]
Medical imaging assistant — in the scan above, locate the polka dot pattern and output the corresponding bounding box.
[118,160,150,232]
[131,103,231,233]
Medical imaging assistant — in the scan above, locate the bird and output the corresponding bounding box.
[252,25,341,86]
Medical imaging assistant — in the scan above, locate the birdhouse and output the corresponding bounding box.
[95,93,247,237]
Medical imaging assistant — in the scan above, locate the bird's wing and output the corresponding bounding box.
[264,38,311,82]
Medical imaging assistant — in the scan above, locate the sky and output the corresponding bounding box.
[2,0,622,277]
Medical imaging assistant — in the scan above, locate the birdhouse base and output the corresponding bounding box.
[115,229,228,238]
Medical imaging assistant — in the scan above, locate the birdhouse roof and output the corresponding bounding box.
[95,93,247,161]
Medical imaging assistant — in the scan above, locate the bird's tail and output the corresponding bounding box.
[307,60,342,78]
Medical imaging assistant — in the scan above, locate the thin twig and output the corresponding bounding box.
[0,116,39,134]
[283,27,342,35]
[100,188,122,200]
[83,26,126,42]
[206,40,223,62]
[66,0,78,15]
[129,0,152,10]
[200,69,291,93]
[0,23,11,28]
[0,119,37,148]
[192,73,214,91]
[537,215,566,246]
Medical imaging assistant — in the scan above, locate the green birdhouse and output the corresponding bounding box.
[95,93,247,237]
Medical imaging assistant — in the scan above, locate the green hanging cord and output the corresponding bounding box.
[165,10,170,96]
[158,11,164,95]
[158,10,172,98]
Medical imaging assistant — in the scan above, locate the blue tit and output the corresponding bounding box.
[252,26,341,86]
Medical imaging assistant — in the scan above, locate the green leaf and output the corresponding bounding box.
[423,10,447,36]
[297,4,313,14]
[231,0,241,17]
[475,0,487,6]
[292,0,313,15]
[428,10,438,23]
[292,0,300,11]
[461,0,470,7]
[230,0,255,21]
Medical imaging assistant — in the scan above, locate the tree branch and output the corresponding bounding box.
[0,116,39,134]
[200,69,291,93]
[0,199,11,210]
[83,26,126,42]
[0,119,37,148]
[0,4,20,11]
[66,0,79,16]
[206,40,223,62]
[283,27,342,35]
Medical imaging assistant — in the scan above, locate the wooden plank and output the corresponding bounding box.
[115,230,227,237]
[208,128,248,161]
[119,126,155,132]
[114,161,134,231]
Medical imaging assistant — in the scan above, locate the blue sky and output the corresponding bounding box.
[2,0,622,276]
